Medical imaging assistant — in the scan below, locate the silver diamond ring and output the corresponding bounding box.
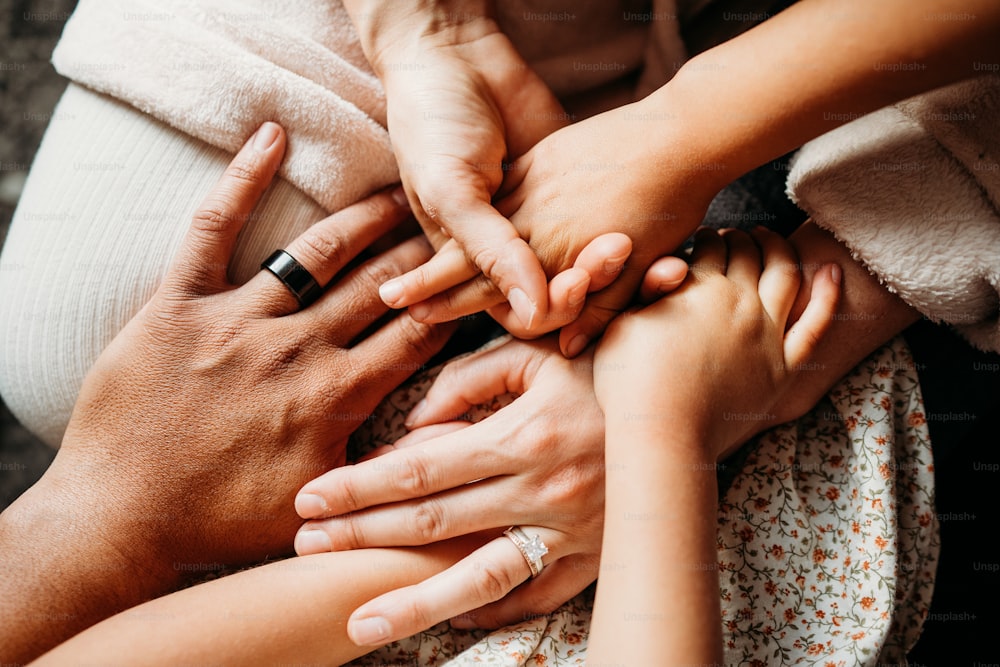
[503,526,549,578]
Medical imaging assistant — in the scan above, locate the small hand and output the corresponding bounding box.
[595,227,842,460]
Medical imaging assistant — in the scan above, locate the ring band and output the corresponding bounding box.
[503,526,548,578]
[261,249,323,307]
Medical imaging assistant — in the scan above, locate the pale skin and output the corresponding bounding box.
[26,231,841,666]
[590,227,842,665]
[351,0,1000,356]
[291,218,919,647]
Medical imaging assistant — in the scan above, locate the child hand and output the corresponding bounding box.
[378,100,723,354]
[594,227,841,462]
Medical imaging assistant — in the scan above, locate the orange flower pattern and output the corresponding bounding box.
[347,337,937,666]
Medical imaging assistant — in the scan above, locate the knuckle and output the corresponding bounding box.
[394,597,435,634]
[468,245,502,281]
[225,160,261,186]
[357,259,399,296]
[396,314,444,361]
[297,228,346,271]
[395,453,434,498]
[331,515,366,550]
[470,559,518,603]
[412,499,447,543]
[336,475,365,513]
[191,205,235,234]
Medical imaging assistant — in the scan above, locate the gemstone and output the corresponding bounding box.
[523,535,548,561]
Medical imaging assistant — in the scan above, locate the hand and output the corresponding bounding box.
[291,337,606,643]
[378,97,724,353]
[47,123,455,582]
[595,227,842,461]
[358,3,583,330]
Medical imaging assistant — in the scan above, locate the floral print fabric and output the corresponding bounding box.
[348,336,938,666]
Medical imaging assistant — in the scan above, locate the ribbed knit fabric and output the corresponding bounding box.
[0,84,324,447]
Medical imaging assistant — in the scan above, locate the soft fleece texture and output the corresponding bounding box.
[788,76,1000,352]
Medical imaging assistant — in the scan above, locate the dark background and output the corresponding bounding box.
[1,1,998,664]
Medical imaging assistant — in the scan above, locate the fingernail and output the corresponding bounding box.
[350,616,393,646]
[829,263,842,285]
[295,493,329,519]
[409,302,431,321]
[294,528,332,555]
[507,287,537,329]
[565,333,589,358]
[404,399,427,428]
[390,185,410,208]
[253,121,281,152]
[567,279,589,308]
[603,256,628,275]
[379,280,403,306]
[659,277,685,293]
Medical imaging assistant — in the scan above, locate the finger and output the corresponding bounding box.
[325,313,456,438]
[295,411,508,519]
[404,338,530,429]
[485,267,590,337]
[451,554,598,629]
[243,185,412,316]
[416,232,633,332]
[687,227,727,275]
[168,122,285,296]
[719,228,762,285]
[378,240,477,309]
[638,256,689,304]
[409,273,504,325]
[784,263,842,368]
[296,477,515,553]
[434,199,549,331]
[751,226,803,329]
[353,421,473,465]
[558,268,642,358]
[572,233,633,293]
[303,236,434,347]
[346,530,552,647]
[493,233,632,336]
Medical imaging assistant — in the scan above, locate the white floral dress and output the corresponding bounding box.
[347,337,938,666]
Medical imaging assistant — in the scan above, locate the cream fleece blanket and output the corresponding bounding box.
[51,0,683,214]
[788,76,1000,352]
[52,1,1000,350]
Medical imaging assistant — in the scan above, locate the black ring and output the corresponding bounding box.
[260,250,323,307]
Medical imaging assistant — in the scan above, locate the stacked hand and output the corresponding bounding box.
[378,95,722,355]
[346,1,651,342]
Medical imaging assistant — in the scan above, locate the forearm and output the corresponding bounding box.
[651,0,1000,189]
[589,422,722,665]
[0,476,180,663]
[33,536,483,665]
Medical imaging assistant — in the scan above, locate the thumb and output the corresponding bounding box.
[405,337,539,429]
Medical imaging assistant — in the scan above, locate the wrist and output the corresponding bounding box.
[0,473,181,660]
[342,0,494,76]
[637,77,734,204]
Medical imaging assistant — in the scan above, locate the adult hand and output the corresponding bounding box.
[344,0,577,330]
[0,122,455,655]
[376,97,724,354]
[292,337,605,643]
[287,262,692,646]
